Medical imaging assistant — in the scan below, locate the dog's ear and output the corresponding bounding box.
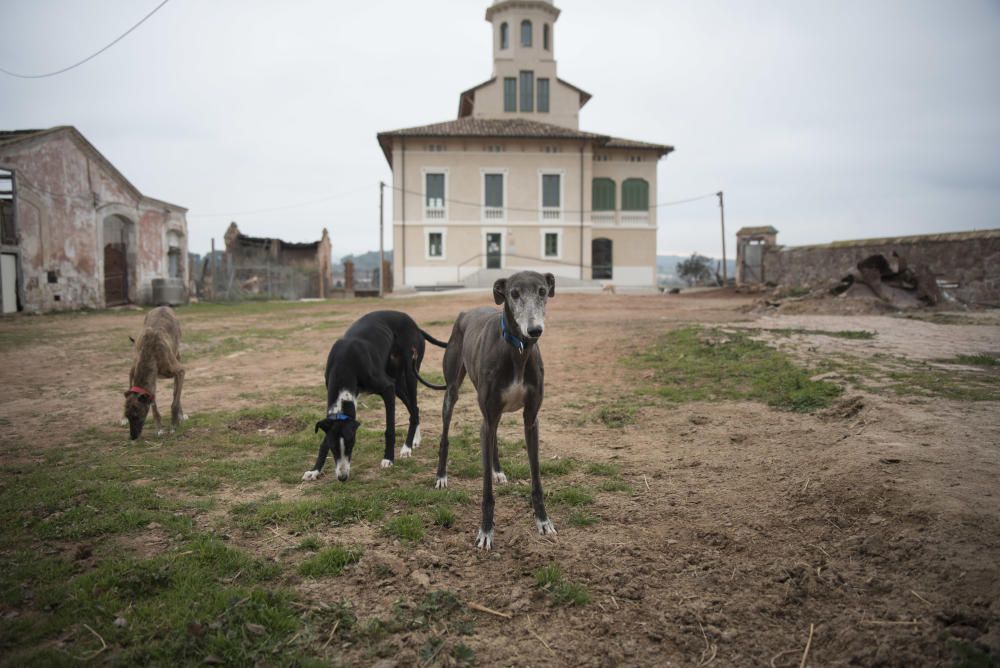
[315,418,334,434]
[123,390,132,399]
[492,278,507,305]
[544,273,555,298]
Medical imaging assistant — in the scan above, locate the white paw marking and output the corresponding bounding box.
[302,470,320,481]
[435,476,448,489]
[400,445,412,458]
[156,428,165,436]
[380,459,393,469]
[536,518,557,535]
[493,471,508,484]
[180,413,189,421]
[475,528,494,551]
[119,418,128,427]
[413,425,422,447]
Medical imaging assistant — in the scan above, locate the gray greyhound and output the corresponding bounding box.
[435,270,556,550]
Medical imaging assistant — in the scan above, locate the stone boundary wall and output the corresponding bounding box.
[762,229,1000,305]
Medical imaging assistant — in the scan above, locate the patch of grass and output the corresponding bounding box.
[938,353,1000,367]
[768,327,875,340]
[384,514,424,543]
[452,642,475,664]
[947,638,994,668]
[631,326,842,412]
[586,462,621,477]
[232,494,386,533]
[433,506,456,528]
[568,511,599,527]
[296,536,322,551]
[598,479,632,493]
[548,487,593,506]
[298,546,363,578]
[533,564,591,606]
[595,402,638,428]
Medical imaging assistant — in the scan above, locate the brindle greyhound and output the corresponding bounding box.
[435,270,556,550]
[122,306,186,440]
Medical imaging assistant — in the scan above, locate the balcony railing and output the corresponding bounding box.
[621,211,650,225]
[541,208,562,221]
[483,207,504,220]
[591,211,615,225]
[425,207,445,220]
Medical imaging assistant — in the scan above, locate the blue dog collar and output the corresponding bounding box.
[328,412,352,421]
[500,314,525,354]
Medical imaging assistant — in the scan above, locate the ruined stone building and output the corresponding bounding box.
[217,222,332,300]
[0,126,188,314]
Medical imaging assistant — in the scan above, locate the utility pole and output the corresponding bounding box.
[717,191,727,285]
[379,181,385,297]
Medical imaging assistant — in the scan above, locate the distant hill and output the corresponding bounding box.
[336,250,393,272]
[658,254,736,286]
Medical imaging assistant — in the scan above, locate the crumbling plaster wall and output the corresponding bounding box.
[0,130,188,312]
[762,230,1000,305]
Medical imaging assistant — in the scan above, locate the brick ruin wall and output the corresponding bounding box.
[762,231,1000,305]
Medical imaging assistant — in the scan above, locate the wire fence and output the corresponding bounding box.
[194,257,324,302]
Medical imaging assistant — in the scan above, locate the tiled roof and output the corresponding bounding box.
[736,226,779,236]
[377,118,672,165]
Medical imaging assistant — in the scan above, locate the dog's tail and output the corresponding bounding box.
[412,358,447,390]
[419,328,449,349]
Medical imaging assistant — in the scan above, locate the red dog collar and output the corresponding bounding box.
[129,386,155,402]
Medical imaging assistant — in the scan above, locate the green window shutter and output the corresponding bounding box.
[484,174,504,207]
[592,178,615,211]
[426,174,444,207]
[503,78,517,112]
[621,178,649,211]
[545,232,558,257]
[542,174,560,207]
[537,78,550,113]
[519,71,534,112]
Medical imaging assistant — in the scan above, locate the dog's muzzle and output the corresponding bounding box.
[335,459,351,482]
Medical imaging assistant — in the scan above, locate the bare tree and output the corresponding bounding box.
[677,253,713,286]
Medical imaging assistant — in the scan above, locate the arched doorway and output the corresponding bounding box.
[592,238,613,279]
[103,215,135,306]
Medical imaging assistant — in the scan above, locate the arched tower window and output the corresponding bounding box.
[543,24,550,50]
[500,22,509,50]
[521,20,533,47]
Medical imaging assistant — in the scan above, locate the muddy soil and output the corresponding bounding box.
[1,291,998,666]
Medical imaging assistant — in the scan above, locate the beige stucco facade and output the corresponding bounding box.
[378,0,672,289]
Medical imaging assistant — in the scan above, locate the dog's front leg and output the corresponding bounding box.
[380,386,396,468]
[303,440,330,481]
[525,407,556,536]
[151,402,164,437]
[170,367,186,431]
[476,415,500,550]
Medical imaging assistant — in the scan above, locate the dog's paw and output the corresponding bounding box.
[380,459,393,469]
[536,518,557,535]
[475,528,494,551]
[180,413,189,422]
[156,428,166,437]
[119,417,128,427]
[492,471,508,484]
[435,476,448,489]
[413,425,422,447]
[302,470,321,481]
[400,445,412,458]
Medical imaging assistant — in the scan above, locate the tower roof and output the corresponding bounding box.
[485,0,559,21]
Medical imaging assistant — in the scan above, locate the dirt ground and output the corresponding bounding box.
[1,290,999,666]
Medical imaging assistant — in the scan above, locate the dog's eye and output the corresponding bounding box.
[510,290,520,299]
[538,287,546,297]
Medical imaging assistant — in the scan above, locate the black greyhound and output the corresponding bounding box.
[435,271,556,550]
[303,310,446,483]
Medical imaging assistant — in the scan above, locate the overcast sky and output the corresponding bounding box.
[2,0,998,259]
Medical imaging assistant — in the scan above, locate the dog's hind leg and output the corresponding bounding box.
[476,414,501,550]
[379,382,397,468]
[170,367,186,431]
[524,406,556,536]
[396,372,419,458]
[435,358,465,489]
[151,402,164,437]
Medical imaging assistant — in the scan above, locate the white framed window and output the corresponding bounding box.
[540,228,562,260]
[425,228,446,260]
[481,168,508,222]
[422,168,447,220]
[538,170,564,222]
[426,143,446,152]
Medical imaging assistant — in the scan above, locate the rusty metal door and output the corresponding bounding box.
[104,243,128,305]
[743,243,763,283]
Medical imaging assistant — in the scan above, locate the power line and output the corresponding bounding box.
[388,185,719,215]
[0,0,171,79]
[187,183,375,218]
